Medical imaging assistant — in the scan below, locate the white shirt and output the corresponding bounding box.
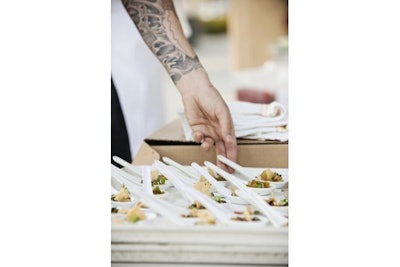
[111,0,165,157]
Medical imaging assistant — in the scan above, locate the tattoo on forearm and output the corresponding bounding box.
[122,0,203,83]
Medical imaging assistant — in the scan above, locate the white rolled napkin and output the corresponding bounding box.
[179,101,288,142]
[245,131,289,141]
[228,101,287,121]
[235,125,288,139]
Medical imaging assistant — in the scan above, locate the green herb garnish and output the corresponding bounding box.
[279,199,288,206]
[129,216,140,223]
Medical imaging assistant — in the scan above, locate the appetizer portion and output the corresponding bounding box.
[188,201,206,210]
[111,184,131,202]
[125,203,147,223]
[257,168,283,182]
[265,197,288,207]
[194,176,227,203]
[231,206,260,222]
[181,205,215,225]
[196,209,215,225]
[211,194,226,204]
[247,179,271,188]
[151,171,168,186]
[208,168,226,181]
[112,203,147,224]
[194,176,212,196]
[152,185,165,195]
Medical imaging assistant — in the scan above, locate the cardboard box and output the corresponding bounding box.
[133,119,288,168]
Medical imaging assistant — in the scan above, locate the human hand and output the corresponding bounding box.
[177,72,237,173]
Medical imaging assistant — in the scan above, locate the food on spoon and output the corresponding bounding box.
[247,179,270,188]
[207,168,226,181]
[151,171,167,186]
[265,197,288,206]
[188,201,206,210]
[211,194,226,203]
[257,168,283,182]
[182,207,215,224]
[231,206,260,222]
[117,202,149,215]
[196,209,215,225]
[125,203,146,223]
[194,176,212,196]
[152,185,165,195]
[279,198,288,206]
[111,184,131,202]
[143,170,166,196]
[194,177,226,203]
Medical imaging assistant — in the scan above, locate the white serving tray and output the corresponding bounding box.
[111,165,289,266]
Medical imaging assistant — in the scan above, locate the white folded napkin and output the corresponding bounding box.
[180,101,288,142]
[229,101,287,121]
[235,125,288,139]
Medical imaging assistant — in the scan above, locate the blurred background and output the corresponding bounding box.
[164,0,288,122]
[112,0,288,158]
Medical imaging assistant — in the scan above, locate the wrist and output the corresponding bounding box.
[175,67,211,95]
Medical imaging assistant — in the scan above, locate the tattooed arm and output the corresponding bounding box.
[121,0,237,172]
